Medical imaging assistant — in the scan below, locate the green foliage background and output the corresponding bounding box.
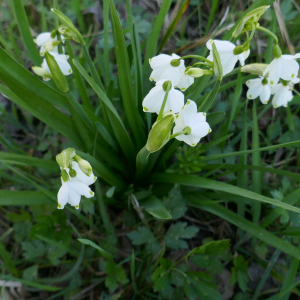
[1,0,300,299]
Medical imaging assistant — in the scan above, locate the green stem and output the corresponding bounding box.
[257,26,278,45]
[192,62,211,67]
[180,55,213,66]
[157,81,172,121]
[170,129,187,139]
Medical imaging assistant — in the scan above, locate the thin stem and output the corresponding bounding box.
[157,81,172,121]
[192,62,211,67]
[170,130,186,139]
[257,26,278,45]
[180,55,213,66]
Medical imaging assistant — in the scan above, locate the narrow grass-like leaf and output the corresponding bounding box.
[73,59,136,164]
[0,152,57,171]
[252,101,262,224]
[205,0,219,35]
[198,80,221,112]
[159,0,190,51]
[76,151,126,190]
[152,173,300,214]
[206,112,225,127]
[201,140,300,162]
[12,0,42,65]
[0,47,69,111]
[136,146,150,178]
[0,274,61,291]
[143,0,173,66]
[0,76,83,147]
[109,0,146,149]
[0,191,52,206]
[188,200,300,261]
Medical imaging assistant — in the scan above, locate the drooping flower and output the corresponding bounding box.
[176,69,195,91]
[32,52,72,81]
[57,178,94,210]
[246,77,271,104]
[34,32,58,56]
[173,99,211,146]
[206,39,250,75]
[271,78,300,108]
[263,54,300,86]
[149,54,185,86]
[142,79,184,114]
[69,161,97,186]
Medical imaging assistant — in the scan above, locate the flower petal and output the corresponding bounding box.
[35,32,53,46]
[245,78,261,88]
[70,181,94,198]
[182,100,197,126]
[149,54,173,69]
[175,73,194,91]
[190,121,210,138]
[57,182,69,209]
[142,86,165,113]
[259,85,271,104]
[70,161,96,185]
[247,84,263,100]
[164,89,184,114]
[280,59,299,81]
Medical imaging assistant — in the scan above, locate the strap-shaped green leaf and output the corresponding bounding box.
[0,80,83,147]
[0,47,69,111]
[0,191,52,205]
[152,173,300,214]
[73,59,136,165]
[108,0,146,149]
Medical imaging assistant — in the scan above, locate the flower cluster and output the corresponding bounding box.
[144,53,213,150]
[32,31,72,81]
[56,148,97,210]
[246,54,300,108]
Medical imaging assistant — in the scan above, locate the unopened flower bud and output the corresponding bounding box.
[58,27,81,44]
[51,8,85,45]
[73,155,93,176]
[32,66,52,81]
[232,6,269,37]
[45,52,69,92]
[233,45,244,55]
[50,29,58,39]
[56,148,76,169]
[186,68,212,78]
[241,63,268,76]
[146,113,175,153]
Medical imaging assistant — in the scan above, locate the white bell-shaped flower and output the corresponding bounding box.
[271,78,300,108]
[263,54,300,86]
[206,39,250,75]
[246,77,271,104]
[173,100,211,146]
[35,52,72,81]
[142,79,184,114]
[175,69,194,91]
[57,179,94,210]
[69,161,97,186]
[34,32,58,56]
[149,54,185,86]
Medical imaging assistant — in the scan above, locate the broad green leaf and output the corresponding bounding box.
[0,242,18,275]
[0,191,53,206]
[78,238,112,260]
[12,0,42,65]
[152,173,300,214]
[108,0,146,149]
[140,195,172,219]
[162,187,187,219]
[0,47,69,111]
[189,200,300,261]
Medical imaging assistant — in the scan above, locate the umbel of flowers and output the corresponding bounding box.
[56,148,97,209]
[31,6,300,208]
